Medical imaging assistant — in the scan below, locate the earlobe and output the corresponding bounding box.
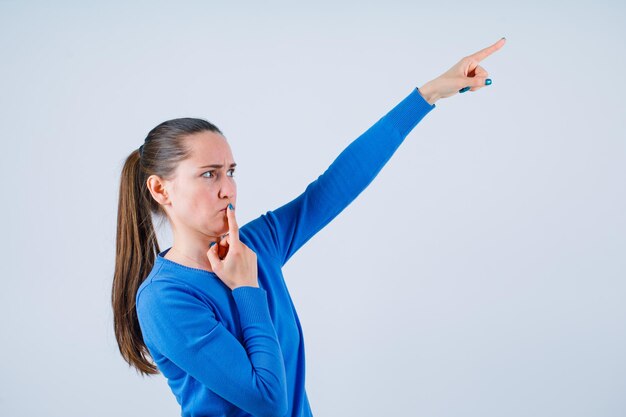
[146,175,170,205]
[157,188,170,205]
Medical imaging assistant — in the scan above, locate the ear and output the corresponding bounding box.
[146,174,171,206]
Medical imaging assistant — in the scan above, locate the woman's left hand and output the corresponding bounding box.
[419,37,506,105]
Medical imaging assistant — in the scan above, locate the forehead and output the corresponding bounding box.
[182,131,234,166]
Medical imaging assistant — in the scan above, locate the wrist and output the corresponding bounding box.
[418,82,439,105]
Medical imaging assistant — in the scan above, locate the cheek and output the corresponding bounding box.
[192,194,217,213]
[180,186,216,218]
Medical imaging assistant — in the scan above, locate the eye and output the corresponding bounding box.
[201,169,236,178]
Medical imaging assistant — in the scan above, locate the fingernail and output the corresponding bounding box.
[459,86,470,93]
[228,203,234,210]
[209,241,216,248]
[485,78,492,85]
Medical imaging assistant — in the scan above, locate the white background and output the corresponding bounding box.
[1,1,625,416]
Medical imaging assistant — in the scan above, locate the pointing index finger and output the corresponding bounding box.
[468,37,506,63]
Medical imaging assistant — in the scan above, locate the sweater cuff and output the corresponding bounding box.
[382,87,436,137]
[232,286,273,324]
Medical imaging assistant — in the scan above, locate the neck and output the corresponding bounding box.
[165,223,229,271]
[166,229,232,272]
[167,242,215,272]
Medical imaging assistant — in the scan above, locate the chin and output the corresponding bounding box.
[210,220,228,236]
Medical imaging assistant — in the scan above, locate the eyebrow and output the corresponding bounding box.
[199,163,237,169]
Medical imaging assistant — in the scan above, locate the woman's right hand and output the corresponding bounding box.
[206,203,259,290]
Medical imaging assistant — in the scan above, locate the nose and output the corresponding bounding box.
[218,175,236,200]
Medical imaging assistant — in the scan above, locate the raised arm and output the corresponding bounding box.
[247,37,506,267]
[250,87,435,267]
[136,281,288,417]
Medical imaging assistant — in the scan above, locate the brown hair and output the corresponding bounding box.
[112,117,223,375]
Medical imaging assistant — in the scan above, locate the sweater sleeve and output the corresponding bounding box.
[262,87,436,266]
[136,281,289,417]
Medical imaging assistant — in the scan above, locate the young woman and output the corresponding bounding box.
[112,38,506,417]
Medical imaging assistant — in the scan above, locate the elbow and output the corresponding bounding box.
[255,399,288,417]
[258,382,289,417]
[262,398,288,417]
[274,393,289,417]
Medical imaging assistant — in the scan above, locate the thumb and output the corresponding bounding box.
[471,76,491,87]
[206,242,221,270]
[459,77,492,93]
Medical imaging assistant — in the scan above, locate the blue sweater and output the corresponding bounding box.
[135,87,436,417]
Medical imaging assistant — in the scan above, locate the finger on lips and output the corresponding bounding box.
[227,203,239,240]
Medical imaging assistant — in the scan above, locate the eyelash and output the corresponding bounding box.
[202,169,236,179]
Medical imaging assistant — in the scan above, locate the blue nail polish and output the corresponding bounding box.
[485,78,492,85]
[459,86,470,93]
[228,203,234,210]
[209,241,216,248]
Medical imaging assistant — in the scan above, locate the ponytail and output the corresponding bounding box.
[112,148,160,375]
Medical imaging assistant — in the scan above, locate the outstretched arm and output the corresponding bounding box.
[245,37,506,267]
[257,86,435,267]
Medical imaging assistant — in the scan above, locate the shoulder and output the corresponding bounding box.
[135,277,221,335]
[136,277,197,313]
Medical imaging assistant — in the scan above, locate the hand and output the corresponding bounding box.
[206,204,259,290]
[419,37,506,104]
